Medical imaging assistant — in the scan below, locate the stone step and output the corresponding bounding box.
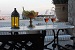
[45,35,71,42]
[46,30,67,36]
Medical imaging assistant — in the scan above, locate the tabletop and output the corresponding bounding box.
[0,25,74,32]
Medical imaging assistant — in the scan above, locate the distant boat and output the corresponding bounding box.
[37,15,54,17]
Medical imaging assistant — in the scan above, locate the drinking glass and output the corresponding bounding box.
[44,17,49,26]
[50,17,56,26]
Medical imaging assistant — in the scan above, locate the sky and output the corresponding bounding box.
[0,0,54,15]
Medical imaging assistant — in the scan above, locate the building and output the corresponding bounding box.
[68,0,75,43]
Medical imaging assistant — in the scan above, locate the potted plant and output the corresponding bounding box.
[52,0,68,22]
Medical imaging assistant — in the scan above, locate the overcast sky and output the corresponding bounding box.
[0,0,54,15]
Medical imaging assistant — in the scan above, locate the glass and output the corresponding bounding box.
[50,17,56,26]
[44,17,49,26]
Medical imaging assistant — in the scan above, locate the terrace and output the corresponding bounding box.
[0,19,74,50]
[0,0,75,50]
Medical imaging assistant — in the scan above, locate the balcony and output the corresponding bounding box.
[0,19,74,50]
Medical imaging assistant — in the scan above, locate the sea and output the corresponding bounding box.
[0,14,55,20]
[0,14,23,20]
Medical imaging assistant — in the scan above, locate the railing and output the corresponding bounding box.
[0,34,44,50]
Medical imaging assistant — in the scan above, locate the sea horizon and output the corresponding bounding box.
[0,14,23,20]
[0,14,55,20]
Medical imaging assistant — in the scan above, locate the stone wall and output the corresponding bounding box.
[68,0,75,35]
[68,0,75,45]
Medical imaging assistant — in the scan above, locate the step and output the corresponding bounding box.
[45,35,71,42]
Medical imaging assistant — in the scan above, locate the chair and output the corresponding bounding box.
[0,34,44,50]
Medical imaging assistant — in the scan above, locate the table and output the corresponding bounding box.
[0,25,74,50]
[0,25,74,31]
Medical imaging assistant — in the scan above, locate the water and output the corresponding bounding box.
[0,14,23,20]
[0,14,56,20]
